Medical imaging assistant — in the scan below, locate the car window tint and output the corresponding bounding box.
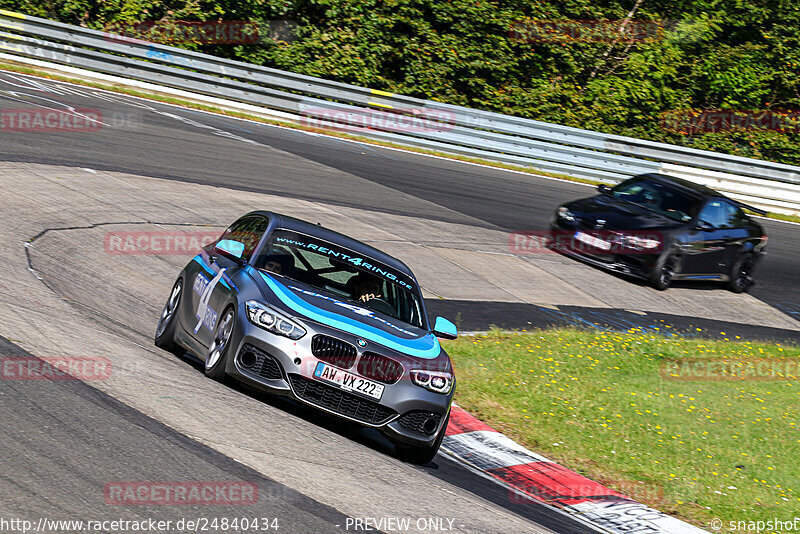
[725,203,749,228]
[698,200,745,229]
[611,178,699,221]
[255,229,424,328]
[218,216,268,261]
[698,201,724,228]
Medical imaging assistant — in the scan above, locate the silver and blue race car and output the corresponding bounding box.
[155,211,458,464]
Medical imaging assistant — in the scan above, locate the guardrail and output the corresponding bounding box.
[1,9,799,215]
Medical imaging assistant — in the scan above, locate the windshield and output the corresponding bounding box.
[254,229,425,329]
[609,178,701,222]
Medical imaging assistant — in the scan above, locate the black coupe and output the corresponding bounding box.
[550,173,768,292]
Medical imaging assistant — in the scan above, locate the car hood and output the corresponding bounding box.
[564,195,685,230]
[250,268,442,359]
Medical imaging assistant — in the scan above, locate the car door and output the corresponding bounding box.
[715,201,751,273]
[680,199,733,276]
[185,215,268,348]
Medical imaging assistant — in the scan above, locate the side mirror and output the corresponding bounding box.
[432,316,458,340]
[597,184,611,194]
[695,220,714,231]
[215,239,245,260]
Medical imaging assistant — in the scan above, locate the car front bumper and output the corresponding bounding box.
[224,308,454,447]
[548,222,661,280]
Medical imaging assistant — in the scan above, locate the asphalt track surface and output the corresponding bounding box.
[0,335,350,532]
[0,72,597,533]
[0,71,797,333]
[0,334,580,533]
[0,70,797,533]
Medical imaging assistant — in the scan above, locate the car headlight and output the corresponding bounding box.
[245,300,306,340]
[622,235,661,249]
[410,370,454,395]
[557,206,576,222]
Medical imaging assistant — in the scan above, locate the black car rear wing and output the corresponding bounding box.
[733,200,768,217]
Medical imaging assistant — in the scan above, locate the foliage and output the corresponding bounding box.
[2,0,799,164]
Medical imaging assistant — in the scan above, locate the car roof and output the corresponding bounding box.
[245,211,415,276]
[633,173,719,199]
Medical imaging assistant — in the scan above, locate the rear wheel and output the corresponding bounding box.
[155,278,182,352]
[205,306,235,382]
[395,411,450,465]
[728,253,756,293]
[650,253,677,291]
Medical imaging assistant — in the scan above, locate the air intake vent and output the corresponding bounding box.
[237,344,282,380]
[289,375,395,425]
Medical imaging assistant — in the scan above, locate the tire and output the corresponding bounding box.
[205,306,235,382]
[650,252,677,291]
[155,278,183,352]
[395,411,450,465]
[728,253,756,293]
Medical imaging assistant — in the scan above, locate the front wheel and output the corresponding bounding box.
[205,306,235,382]
[395,411,450,465]
[650,253,677,291]
[728,253,756,293]
[155,278,183,352]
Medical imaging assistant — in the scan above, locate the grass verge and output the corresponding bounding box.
[442,328,800,529]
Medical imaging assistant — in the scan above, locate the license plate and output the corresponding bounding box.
[574,231,611,251]
[313,361,385,401]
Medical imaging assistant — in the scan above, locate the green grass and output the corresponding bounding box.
[443,328,800,529]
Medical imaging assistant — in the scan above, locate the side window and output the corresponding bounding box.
[217,216,268,261]
[697,200,726,228]
[698,200,747,229]
[724,203,749,228]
